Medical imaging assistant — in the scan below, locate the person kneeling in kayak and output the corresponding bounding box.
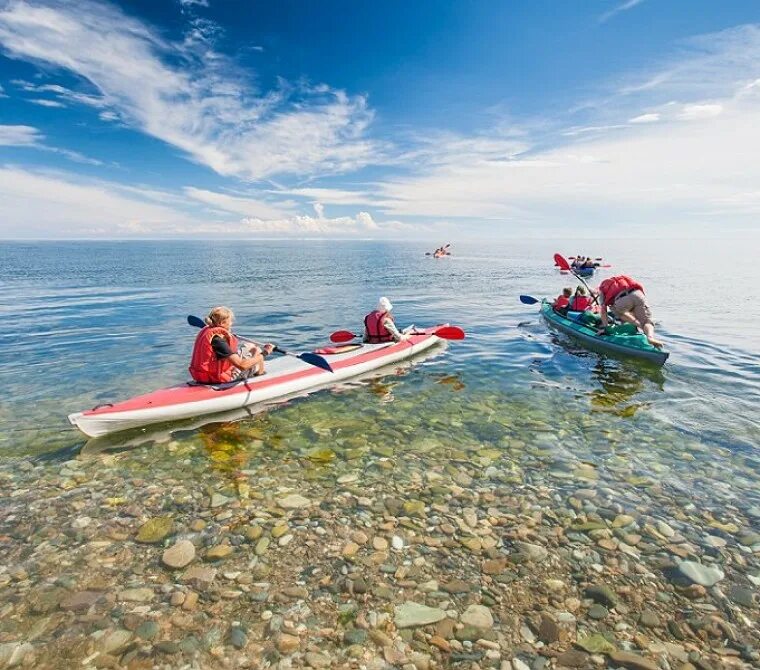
[189,306,274,383]
[596,276,663,348]
[553,287,572,312]
[364,297,409,343]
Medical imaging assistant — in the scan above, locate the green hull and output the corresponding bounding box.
[540,300,668,366]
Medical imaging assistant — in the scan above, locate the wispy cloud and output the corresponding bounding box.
[0,123,102,165]
[0,124,43,146]
[0,0,382,180]
[599,0,646,25]
[0,166,410,238]
[369,24,760,231]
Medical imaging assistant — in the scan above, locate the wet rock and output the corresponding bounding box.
[306,651,331,668]
[576,633,615,654]
[276,633,300,654]
[461,604,494,629]
[638,609,661,628]
[118,588,154,603]
[162,540,196,569]
[442,579,471,594]
[101,629,134,655]
[0,642,34,668]
[229,626,247,649]
[514,542,548,562]
[588,604,608,620]
[135,621,159,641]
[557,650,589,667]
[675,561,725,587]
[394,601,447,628]
[59,590,100,612]
[343,629,368,645]
[135,516,173,543]
[538,614,561,643]
[607,650,659,670]
[206,544,234,560]
[584,584,618,608]
[277,494,312,509]
[728,585,756,608]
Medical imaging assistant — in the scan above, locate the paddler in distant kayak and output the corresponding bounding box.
[595,276,663,348]
[189,306,275,383]
[363,297,410,343]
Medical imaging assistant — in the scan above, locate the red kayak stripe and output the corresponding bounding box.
[83,332,433,416]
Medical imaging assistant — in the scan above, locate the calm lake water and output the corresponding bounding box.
[0,238,758,481]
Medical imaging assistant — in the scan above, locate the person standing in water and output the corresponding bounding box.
[596,276,663,348]
[189,306,274,383]
[363,297,409,343]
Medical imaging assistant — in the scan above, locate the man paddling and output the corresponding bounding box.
[595,276,663,348]
[189,306,275,383]
[363,297,409,343]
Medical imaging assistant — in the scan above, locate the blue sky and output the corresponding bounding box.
[1,0,760,238]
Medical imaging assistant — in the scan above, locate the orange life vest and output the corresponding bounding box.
[364,310,394,343]
[553,295,570,310]
[189,326,239,383]
[569,294,592,311]
[598,275,644,307]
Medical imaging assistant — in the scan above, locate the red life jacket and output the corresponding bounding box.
[364,310,394,343]
[553,295,570,310]
[569,294,592,311]
[189,326,239,383]
[598,275,644,307]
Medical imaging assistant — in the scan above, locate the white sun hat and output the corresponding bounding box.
[377,296,393,312]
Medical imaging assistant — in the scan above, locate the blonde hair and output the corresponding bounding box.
[205,306,234,327]
[562,287,572,297]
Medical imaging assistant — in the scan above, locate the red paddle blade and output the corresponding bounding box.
[553,253,571,271]
[330,330,357,343]
[433,326,465,340]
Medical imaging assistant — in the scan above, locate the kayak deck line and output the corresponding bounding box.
[68,328,448,438]
[539,300,668,366]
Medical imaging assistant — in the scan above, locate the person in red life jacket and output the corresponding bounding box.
[596,275,663,348]
[553,287,572,311]
[569,286,593,311]
[189,306,274,383]
[363,297,409,343]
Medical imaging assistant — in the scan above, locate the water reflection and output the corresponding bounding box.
[589,358,665,417]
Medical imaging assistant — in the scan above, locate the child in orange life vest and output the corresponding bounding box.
[189,306,275,383]
[569,286,593,312]
[553,287,572,311]
[363,297,409,343]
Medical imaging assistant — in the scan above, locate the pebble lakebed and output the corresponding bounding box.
[0,381,758,670]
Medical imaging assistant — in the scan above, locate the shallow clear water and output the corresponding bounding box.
[0,238,757,481]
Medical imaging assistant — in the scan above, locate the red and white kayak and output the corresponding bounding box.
[69,328,446,438]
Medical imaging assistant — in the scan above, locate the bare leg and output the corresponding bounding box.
[614,310,643,330]
[642,323,663,348]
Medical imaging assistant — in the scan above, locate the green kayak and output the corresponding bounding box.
[540,299,669,366]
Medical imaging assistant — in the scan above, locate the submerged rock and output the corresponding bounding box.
[394,601,447,628]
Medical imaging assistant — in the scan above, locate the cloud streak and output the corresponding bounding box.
[0,0,381,180]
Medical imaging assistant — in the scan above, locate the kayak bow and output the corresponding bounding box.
[69,327,449,438]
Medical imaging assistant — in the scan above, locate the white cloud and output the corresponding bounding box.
[0,124,43,146]
[367,24,760,232]
[0,166,410,238]
[599,0,645,24]
[29,98,66,107]
[628,113,659,123]
[274,187,377,206]
[678,103,723,120]
[179,0,209,8]
[0,0,381,180]
[183,187,294,219]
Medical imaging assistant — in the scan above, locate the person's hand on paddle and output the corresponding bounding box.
[262,343,275,356]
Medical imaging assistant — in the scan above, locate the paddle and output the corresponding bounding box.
[520,295,539,305]
[187,315,333,373]
[553,253,600,306]
[330,325,465,343]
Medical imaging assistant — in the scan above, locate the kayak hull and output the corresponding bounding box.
[540,301,668,366]
[69,330,443,438]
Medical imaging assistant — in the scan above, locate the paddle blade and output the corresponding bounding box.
[553,253,571,271]
[299,352,334,373]
[519,295,539,305]
[433,325,465,340]
[330,330,357,343]
[187,314,206,329]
